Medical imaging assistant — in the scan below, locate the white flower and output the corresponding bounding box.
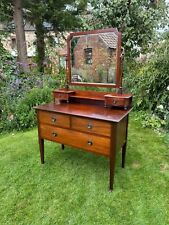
[7,114,14,121]
[167,86,169,91]
[157,105,164,110]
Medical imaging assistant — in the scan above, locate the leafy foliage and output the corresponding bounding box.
[123,32,169,130]
[0,65,64,132]
[0,37,17,86]
[1,87,51,133]
[0,0,88,72]
[88,0,168,57]
[23,0,87,72]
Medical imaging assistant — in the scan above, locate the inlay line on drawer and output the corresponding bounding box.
[38,111,70,128]
[71,116,111,137]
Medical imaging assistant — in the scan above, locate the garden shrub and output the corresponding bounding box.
[14,87,52,130]
[0,43,17,94]
[0,45,65,132]
[0,70,60,132]
[123,33,169,131]
[0,87,52,132]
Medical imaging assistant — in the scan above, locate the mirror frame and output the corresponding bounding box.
[66,28,122,88]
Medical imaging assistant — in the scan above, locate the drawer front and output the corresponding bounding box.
[40,124,110,156]
[105,97,125,107]
[38,111,70,128]
[71,116,111,137]
[54,93,68,100]
[112,97,125,107]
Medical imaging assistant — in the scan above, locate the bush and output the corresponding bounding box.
[0,53,66,132]
[15,87,52,130]
[0,87,52,132]
[123,33,169,131]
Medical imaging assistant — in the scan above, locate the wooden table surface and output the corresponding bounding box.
[34,102,132,122]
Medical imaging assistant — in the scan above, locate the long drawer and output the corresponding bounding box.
[71,116,111,137]
[38,111,70,128]
[40,124,110,156]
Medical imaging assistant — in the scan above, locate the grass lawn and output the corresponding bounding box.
[0,117,169,225]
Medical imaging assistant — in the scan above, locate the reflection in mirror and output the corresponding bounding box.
[70,32,118,84]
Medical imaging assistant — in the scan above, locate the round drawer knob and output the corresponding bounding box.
[87,140,93,146]
[52,132,57,137]
[87,123,93,129]
[112,100,117,104]
[51,117,56,123]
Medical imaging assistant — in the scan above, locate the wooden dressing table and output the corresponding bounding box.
[35,28,132,190]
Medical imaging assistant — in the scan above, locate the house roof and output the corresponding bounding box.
[0,22,52,32]
[99,32,118,49]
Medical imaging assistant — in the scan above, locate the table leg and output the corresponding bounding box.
[110,155,116,191]
[39,138,44,164]
[122,115,129,168]
[61,144,65,150]
[122,142,126,168]
[109,124,117,191]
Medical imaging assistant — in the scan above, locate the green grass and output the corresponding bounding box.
[0,118,169,225]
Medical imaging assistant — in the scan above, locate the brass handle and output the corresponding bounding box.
[87,140,93,146]
[112,100,117,104]
[52,132,57,137]
[51,117,57,123]
[87,123,93,129]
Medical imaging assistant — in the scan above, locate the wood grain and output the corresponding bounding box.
[38,111,70,128]
[40,124,110,156]
[71,116,111,137]
[35,102,132,123]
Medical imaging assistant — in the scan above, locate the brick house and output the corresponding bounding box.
[71,32,118,83]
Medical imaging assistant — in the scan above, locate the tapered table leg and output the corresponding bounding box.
[39,138,44,164]
[122,115,129,168]
[109,123,117,191]
[122,142,126,168]
[110,156,116,191]
[61,144,65,150]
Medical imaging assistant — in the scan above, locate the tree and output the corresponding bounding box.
[88,0,168,57]
[1,0,88,73]
[24,0,87,73]
[0,0,29,73]
[13,0,29,73]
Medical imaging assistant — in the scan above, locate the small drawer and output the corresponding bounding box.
[40,124,110,156]
[53,90,75,102]
[38,111,70,128]
[109,97,125,107]
[104,94,132,109]
[54,93,68,101]
[71,116,111,137]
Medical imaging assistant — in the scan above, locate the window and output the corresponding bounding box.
[84,48,92,64]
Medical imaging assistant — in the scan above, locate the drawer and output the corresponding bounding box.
[38,111,70,128]
[40,124,110,156]
[53,90,75,102]
[54,93,68,100]
[105,97,125,107]
[104,94,132,109]
[71,116,111,137]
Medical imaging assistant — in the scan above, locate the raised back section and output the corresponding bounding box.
[53,89,132,109]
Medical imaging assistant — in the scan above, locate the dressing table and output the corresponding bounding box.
[35,28,132,190]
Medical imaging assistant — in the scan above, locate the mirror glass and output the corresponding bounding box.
[70,32,118,85]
